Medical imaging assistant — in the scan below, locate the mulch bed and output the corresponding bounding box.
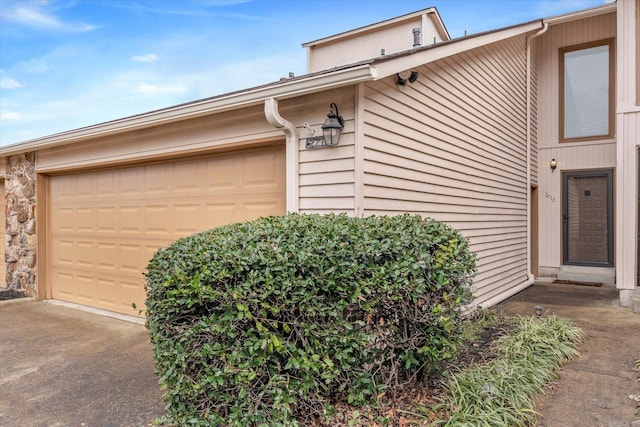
[327,319,515,426]
[0,289,28,301]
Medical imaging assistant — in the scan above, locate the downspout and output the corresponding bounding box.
[525,21,548,284]
[264,97,299,213]
[481,21,549,309]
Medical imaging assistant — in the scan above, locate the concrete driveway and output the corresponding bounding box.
[0,299,164,427]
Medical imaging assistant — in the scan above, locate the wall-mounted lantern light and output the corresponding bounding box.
[550,158,557,171]
[305,103,345,149]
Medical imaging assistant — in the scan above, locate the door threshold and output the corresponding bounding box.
[557,266,615,285]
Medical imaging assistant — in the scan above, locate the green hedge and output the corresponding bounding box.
[145,213,476,426]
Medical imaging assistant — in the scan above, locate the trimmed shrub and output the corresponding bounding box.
[145,213,476,426]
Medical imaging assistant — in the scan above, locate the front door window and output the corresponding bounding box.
[562,170,613,267]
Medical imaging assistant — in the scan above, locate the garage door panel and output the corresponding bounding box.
[53,239,76,265]
[144,205,172,235]
[52,175,75,199]
[97,207,117,232]
[97,243,117,271]
[52,207,75,231]
[243,151,285,189]
[144,164,171,194]
[205,157,238,191]
[97,172,117,196]
[174,160,203,193]
[50,145,285,316]
[76,241,95,268]
[119,168,142,195]
[120,206,143,234]
[75,175,94,198]
[76,208,95,232]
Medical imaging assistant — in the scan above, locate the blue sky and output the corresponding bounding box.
[0,0,608,146]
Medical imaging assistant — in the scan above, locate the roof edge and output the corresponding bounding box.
[302,7,445,47]
[0,65,376,156]
[371,19,543,79]
[544,2,616,25]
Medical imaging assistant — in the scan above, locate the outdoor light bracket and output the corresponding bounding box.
[304,103,344,149]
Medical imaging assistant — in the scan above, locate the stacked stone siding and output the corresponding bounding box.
[5,153,36,295]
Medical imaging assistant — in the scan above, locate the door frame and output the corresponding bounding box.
[562,168,614,267]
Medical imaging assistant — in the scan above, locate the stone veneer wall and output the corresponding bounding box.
[5,153,36,295]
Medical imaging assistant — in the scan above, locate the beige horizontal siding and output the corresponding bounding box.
[530,57,539,186]
[362,35,530,306]
[280,87,358,215]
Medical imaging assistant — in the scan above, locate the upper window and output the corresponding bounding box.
[559,39,614,142]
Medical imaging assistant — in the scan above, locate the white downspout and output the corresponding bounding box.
[264,97,299,213]
[526,21,548,284]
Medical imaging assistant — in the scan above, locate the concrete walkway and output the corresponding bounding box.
[498,281,640,427]
[0,299,164,427]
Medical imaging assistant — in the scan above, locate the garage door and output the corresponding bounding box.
[50,145,286,316]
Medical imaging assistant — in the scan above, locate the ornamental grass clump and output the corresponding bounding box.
[144,213,476,426]
[436,315,583,427]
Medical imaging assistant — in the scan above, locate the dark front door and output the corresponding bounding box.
[563,170,613,267]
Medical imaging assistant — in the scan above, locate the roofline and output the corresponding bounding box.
[544,2,616,25]
[302,7,448,48]
[371,20,543,79]
[1,3,614,156]
[0,65,377,156]
[430,6,451,41]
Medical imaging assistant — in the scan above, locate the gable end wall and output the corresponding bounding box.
[362,35,530,306]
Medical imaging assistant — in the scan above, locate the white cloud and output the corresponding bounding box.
[0,78,23,89]
[131,53,159,63]
[0,109,23,120]
[136,82,186,95]
[136,82,159,93]
[0,1,97,33]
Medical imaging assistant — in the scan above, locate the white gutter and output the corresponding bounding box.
[0,65,377,157]
[264,98,299,214]
[525,22,548,286]
[544,2,615,25]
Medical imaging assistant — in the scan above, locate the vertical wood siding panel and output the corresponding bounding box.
[363,35,530,306]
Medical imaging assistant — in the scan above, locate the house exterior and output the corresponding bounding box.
[0,1,638,318]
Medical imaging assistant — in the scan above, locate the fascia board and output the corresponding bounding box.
[372,21,542,79]
[0,65,376,156]
[544,3,615,25]
[302,8,436,47]
[428,9,451,41]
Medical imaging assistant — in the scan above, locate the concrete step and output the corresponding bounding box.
[557,266,615,285]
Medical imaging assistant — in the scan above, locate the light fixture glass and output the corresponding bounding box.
[550,158,557,171]
[306,103,345,149]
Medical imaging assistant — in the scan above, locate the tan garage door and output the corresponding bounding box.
[50,145,286,316]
